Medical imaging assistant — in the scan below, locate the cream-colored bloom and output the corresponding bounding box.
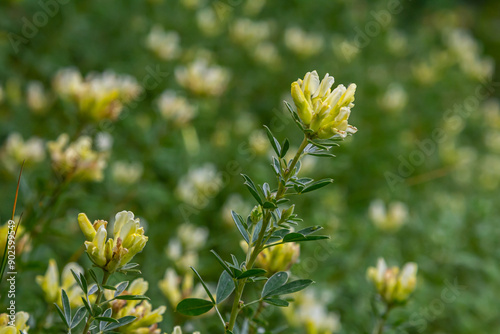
[36,260,86,308]
[47,134,107,182]
[112,161,143,185]
[0,311,30,333]
[196,7,223,37]
[27,81,50,113]
[170,326,200,334]
[378,83,408,113]
[0,219,30,259]
[1,133,45,171]
[230,18,270,48]
[107,278,166,334]
[53,68,142,121]
[175,59,230,97]
[369,199,408,232]
[291,71,357,139]
[367,258,418,303]
[176,164,223,208]
[283,290,341,334]
[157,90,197,126]
[146,26,181,61]
[158,269,204,306]
[284,27,324,58]
[254,242,300,275]
[78,211,148,273]
[253,42,281,68]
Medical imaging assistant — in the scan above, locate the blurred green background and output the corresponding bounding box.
[0,0,499,333]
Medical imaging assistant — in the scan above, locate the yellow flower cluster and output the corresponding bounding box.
[0,312,29,334]
[106,278,166,334]
[53,68,142,121]
[291,71,357,139]
[158,268,204,306]
[47,134,107,182]
[36,259,87,308]
[367,258,418,303]
[255,243,300,275]
[175,59,230,97]
[1,133,45,172]
[78,211,148,273]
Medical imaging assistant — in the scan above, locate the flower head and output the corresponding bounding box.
[106,278,166,334]
[291,71,357,139]
[0,311,29,334]
[78,211,148,273]
[175,59,230,97]
[47,134,108,182]
[255,242,300,275]
[36,259,87,308]
[367,258,418,303]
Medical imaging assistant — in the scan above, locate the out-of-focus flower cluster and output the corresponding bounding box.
[1,133,45,172]
[106,278,166,334]
[369,199,408,232]
[283,289,341,334]
[146,25,181,61]
[175,59,230,97]
[157,90,197,127]
[36,259,87,308]
[47,134,108,182]
[367,258,418,304]
[0,312,30,334]
[176,164,223,209]
[53,68,142,121]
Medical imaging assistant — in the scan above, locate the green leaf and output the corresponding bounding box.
[263,125,281,156]
[102,285,117,291]
[282,233,329,243]
[114,281,129,297]
[280,139,290,158]
[216,271,235,304]
[70,269,83,292]
[231,211,250,244]
[267,279,314,296]
[308,151,336,158]
[190,266,216,304]
[262,272,288,298]
[262,201,277,209]
[176,298,214,316]
[210,250,234,277]
[301,179,334,193]
[54,303,69,327]
[88,284,99,295]
[61,289,71,324]
[241,174,263,205]
[88,269,99,284]
[296,226,323,236]
[81,296,93,316]
[283,100,305,131]
[114,295,150,301]
[237,268,267,279]
[251,220,263,246]
[104,316,136,331]
[95,316,119,323]
[71,307,87,329]
[264,298,289,307]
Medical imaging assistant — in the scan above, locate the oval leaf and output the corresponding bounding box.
[267,279,314,296]
[176,298,214,316]
[216,271,235,304]
[262,272,288,298]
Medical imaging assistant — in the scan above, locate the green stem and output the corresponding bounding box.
[372,303,393,334]
[82,271,111,334]
[226,136,309,331]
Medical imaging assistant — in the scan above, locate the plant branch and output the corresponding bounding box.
[226,135,309,331]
